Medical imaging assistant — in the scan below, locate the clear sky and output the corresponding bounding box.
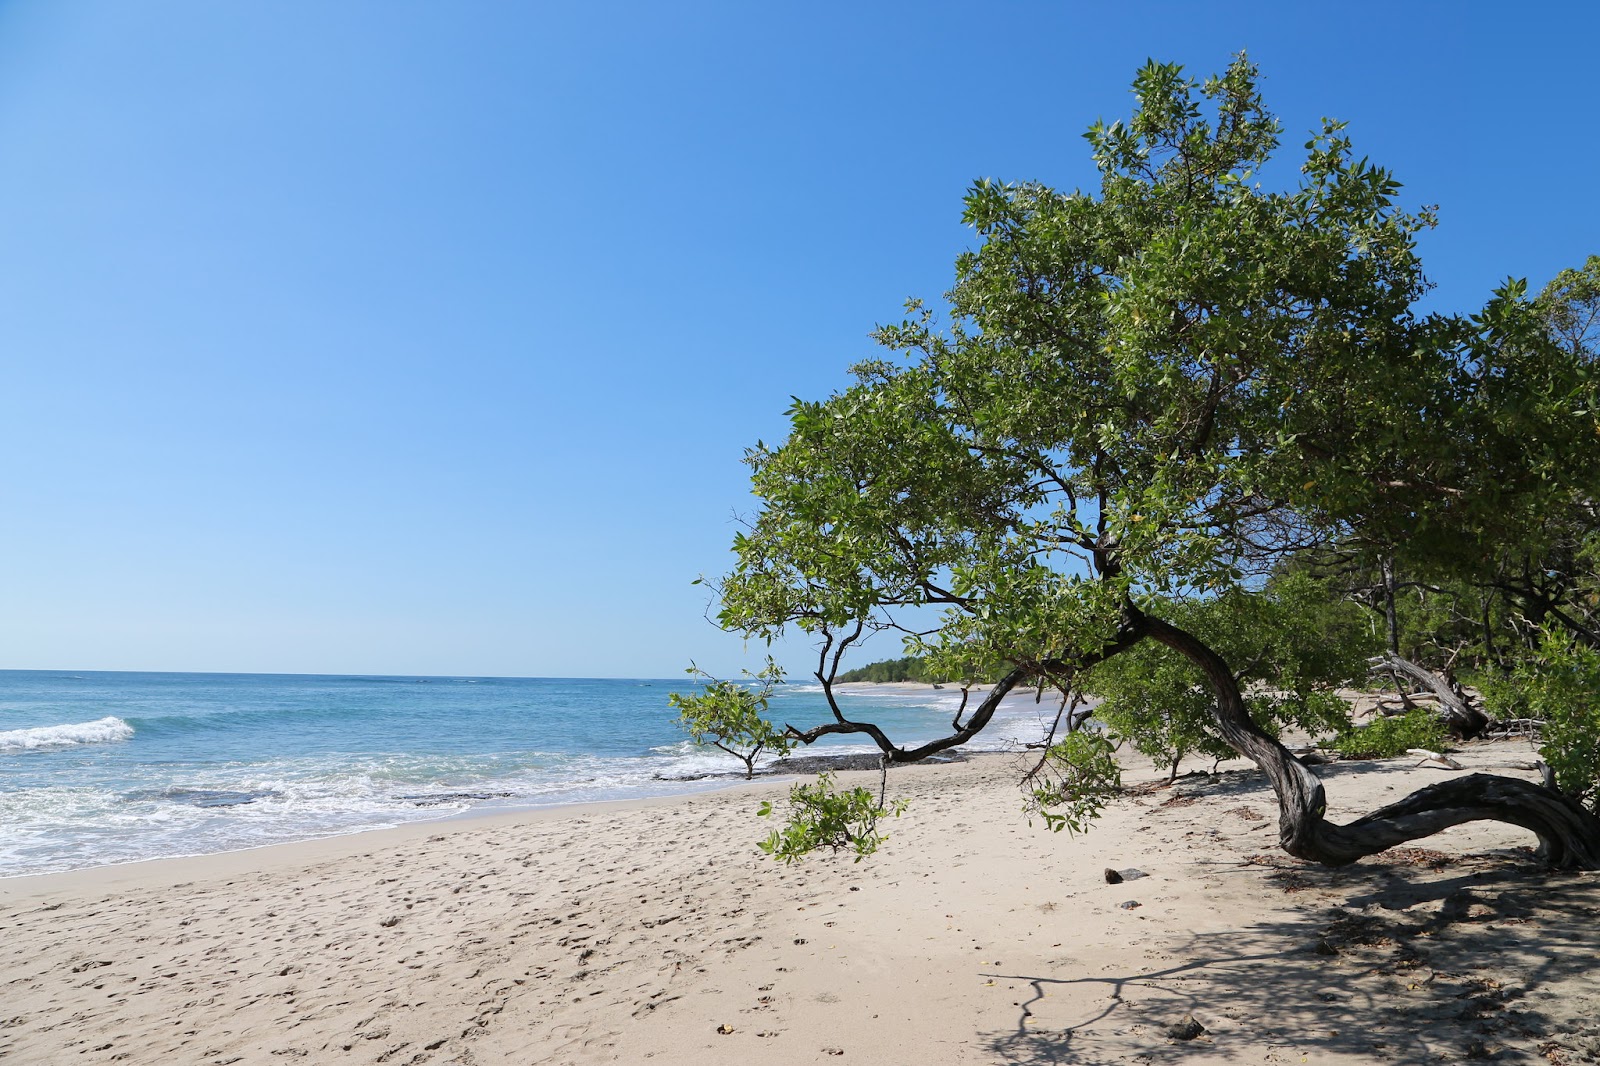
[0,2,1595,678]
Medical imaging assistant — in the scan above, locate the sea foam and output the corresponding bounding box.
[0,716,135,753]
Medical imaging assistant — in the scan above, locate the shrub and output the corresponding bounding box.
[1485,631,1600,812]
[1024,730,1122,834]
[1329,707,1447,759]
[756,772,908,863]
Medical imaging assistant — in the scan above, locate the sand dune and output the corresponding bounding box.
[4,741,1598,1064]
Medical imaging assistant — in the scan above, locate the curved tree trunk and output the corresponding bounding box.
[1137,611,1600,870]
[1371,651,1489,739]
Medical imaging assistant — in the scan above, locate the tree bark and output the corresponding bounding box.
[1480,592,1503,671]
[1381,556,1400,656]
[1379,557,1415,709]
[1371,651,1489,739]
[1137,610,1600,870]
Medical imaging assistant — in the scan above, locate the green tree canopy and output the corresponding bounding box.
[707,56,1600,869]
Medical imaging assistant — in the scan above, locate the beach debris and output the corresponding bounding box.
[1117,900,1141,910]
[716,1023,735,1035]
[1104,867,1146,884]
[1166,1014,1207,1041]
[1407,748,1464,770]
[1375,846,1453,870]
[1103,868,1123,884]
[822,1049,844,1056]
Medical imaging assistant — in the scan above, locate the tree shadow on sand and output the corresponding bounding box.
[979,855,1600,1064]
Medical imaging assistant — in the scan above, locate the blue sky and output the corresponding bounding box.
[0,2,1595,678]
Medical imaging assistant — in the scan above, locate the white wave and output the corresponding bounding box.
[0,716,134,753]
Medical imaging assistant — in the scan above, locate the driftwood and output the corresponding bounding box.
[1406,748,1464,771]
[1375,691,1438,715]
[1485,718,1546,741]
[1368,652,1489,739]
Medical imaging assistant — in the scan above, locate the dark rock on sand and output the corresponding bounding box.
[1167,1014,1207,1040]
[402,791,517,807]
[659,750,969,782]
[124,788,279,808]
[767,751,967,775]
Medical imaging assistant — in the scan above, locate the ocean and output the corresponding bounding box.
[0,670,1056,877]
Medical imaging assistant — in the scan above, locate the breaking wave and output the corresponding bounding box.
[0,716,135,753]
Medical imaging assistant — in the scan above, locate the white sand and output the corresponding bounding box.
[4,740,1598,1065]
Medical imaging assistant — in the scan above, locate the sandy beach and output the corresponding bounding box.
[4,739,1599,1065]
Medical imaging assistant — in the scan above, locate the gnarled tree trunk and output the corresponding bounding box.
[1370,651,1489,739]
[1138,611,1600,870]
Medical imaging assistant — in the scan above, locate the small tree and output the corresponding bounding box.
[1329,708,1448,760]
[756,771,908,863]
[668,660,793,779]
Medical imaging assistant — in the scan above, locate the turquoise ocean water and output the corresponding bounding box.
[0,670,1054,877]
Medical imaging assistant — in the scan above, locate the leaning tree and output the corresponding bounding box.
[704,57,1600,868]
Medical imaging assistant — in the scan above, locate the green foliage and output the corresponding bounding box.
[668,659,793,779]
[718,54,1453,677]
[1485,632,1600,812]
[1024,730,1122,834]
[1082,575,1374,776]
[1538,254,1600,362]
[1359,259,1600,663]
[1293,251,1598,679]
[756,772,909,863]
[834,654,1006,684]
[697,55,1600,852]
[1328,708,1448,759]
[835,656,933,683]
